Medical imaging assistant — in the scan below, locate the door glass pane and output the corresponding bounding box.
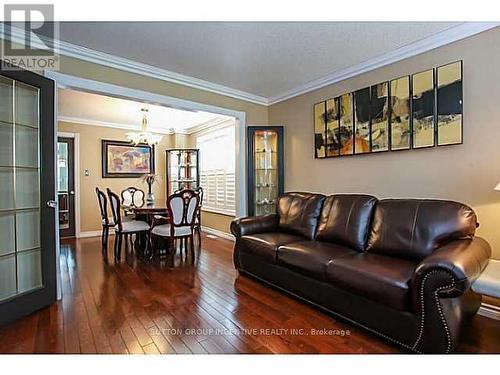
[0,212,15,257]
[0,75,42,302]
[0,122,13,165]
[15,82,39,128]
[15,168,40,208]
[16,210,40,251]
[0,255,16,300]
[0,168,14,210]
[15,125,39,167]
[57,142,68,191]
[0,76,13,124]
[17,249,42,293]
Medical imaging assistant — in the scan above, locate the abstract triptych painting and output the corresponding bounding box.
[314,60,463,159]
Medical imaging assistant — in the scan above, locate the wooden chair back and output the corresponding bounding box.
[121,186,145,209]
[95,187,109,226]
[167,189,199,237]
[107,188,123,231]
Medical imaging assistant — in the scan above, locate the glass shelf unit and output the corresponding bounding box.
[165,149,200,196]
[247,126,284,216]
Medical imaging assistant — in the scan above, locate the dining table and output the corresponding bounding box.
[131,204,170,258]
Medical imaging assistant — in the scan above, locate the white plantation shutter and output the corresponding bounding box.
[196,124,236,215]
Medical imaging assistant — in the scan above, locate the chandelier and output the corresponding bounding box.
[126,108,163,146]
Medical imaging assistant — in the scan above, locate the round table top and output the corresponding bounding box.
[132,205,169,215]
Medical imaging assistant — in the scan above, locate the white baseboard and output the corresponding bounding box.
[79,227,233,241]
[478,303,500,321]
[201,226,234,241]
[78,230,109,238]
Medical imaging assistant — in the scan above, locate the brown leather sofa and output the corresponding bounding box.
[230,192,491,353]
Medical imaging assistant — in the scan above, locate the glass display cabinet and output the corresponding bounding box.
[165,149,200,196]
[247,126,284,216]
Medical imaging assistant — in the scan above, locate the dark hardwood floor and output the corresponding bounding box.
[0,233,498,354]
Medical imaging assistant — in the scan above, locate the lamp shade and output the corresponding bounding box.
[495,182,500,191]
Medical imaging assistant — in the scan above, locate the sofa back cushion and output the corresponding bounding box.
[316,194,378,252]
[277,192,325,240]
[367,199,477,261]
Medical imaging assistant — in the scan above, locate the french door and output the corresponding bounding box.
[0,64,56,326]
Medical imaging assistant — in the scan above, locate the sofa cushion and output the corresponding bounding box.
[326,253,417,311]
[316,194,378,252]
[239,232,305,263]
[367,199,477,261]
[277,241,356,280]
[277,192,325,240]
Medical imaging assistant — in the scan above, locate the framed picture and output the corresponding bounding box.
[370,82,389,152]
[339,93,354,155]
[354,87,371,154]
[389,76,411,150]
[437,60,463,146]
[326,98,340,157]
[313,101,326,158]
[412,69,435,148]
[101,140,155,178]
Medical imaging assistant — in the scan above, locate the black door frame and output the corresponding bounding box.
[57,136,75,238]
[0,64,57,327]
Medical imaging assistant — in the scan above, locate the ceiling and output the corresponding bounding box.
[58,88,231,134]
[47,22,463,99]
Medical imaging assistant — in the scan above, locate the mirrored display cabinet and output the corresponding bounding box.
[247,126,284,216]
[165,149,200,196]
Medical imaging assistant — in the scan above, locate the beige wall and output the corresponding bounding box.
[59,121,176,232]
[201,211,235,234]
[269,28,500,259]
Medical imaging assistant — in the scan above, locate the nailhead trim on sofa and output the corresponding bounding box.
[412,270,455,353]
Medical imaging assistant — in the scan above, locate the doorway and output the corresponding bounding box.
[57,137,76,238]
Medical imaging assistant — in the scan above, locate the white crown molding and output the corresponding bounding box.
[267,22,500,105]
[187,117,234,135]
[0,24,269,106]
[3,22,499,107]
[58,115,176,135]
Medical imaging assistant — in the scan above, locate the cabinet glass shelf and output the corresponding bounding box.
[166,149,200,196]
[247,127,284,216]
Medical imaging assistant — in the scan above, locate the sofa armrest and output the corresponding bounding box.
[230,214,279,238]
[412,237,491,298]
[409,237,490,353]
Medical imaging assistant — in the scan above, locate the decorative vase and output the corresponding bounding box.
[146,183,155,206]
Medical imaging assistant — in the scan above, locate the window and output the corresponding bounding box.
[196,124,236,215]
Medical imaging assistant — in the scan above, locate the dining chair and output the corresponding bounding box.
[95,187,114,248]
[121,187,145,216]
[193,187,204,246]
[150,189,199,264]
[107,188,150,261]
[171,187,203,249]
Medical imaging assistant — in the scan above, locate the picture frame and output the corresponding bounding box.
[370,81,389,153]
[313,101,327,158]
[354,87,371,154]
[101,139,155,178]
[389,75,411,151]
[411,68,436,149]
[437,60,463,146]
